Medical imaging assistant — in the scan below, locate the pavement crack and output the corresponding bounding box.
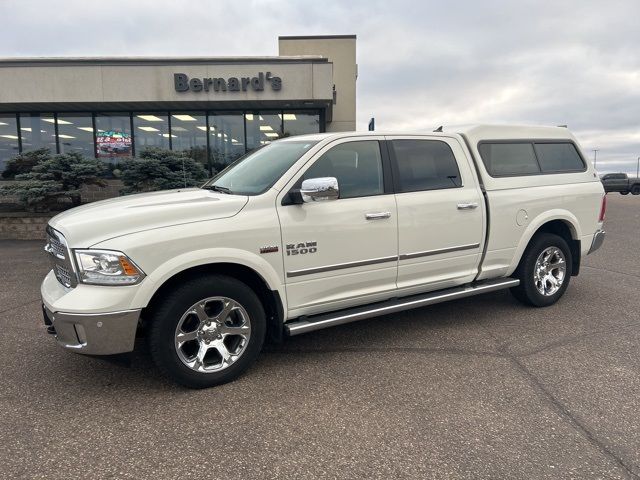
[582,265,640,280]
[516,321,640,358]
[0,299,41,316]
[508,352,639,479]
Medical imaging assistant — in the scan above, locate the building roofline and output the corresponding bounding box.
[0,55,329,67]
[279,34,357,40]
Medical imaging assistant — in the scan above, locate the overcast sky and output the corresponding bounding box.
[1,0,639,173]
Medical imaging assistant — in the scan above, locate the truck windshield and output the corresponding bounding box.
[203,140,318,195]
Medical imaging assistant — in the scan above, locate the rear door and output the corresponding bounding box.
[387,136,484,292]
[277,137,398,316]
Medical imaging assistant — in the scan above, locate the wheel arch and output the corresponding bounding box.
[507,212,581,277]
[138,258,286,344]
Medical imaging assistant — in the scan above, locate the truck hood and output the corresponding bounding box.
[49,188,248,247]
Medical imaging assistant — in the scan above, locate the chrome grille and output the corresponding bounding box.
[45,226,77,288]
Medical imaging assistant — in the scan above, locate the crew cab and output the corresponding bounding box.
[41,125,607,388]
[600,172,640,195]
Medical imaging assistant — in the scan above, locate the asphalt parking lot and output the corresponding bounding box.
[1,194,639,479]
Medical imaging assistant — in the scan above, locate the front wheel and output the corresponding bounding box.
[621,191,629,195]
[510,233,572,307]
[149,275,266,388]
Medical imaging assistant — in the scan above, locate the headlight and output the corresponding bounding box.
[74,249,145,286]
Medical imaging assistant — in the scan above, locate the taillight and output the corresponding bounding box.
[598,194,607,222]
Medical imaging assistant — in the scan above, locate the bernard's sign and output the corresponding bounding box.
[174,72,282,93]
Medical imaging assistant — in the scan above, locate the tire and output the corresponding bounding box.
[631,185,640,195]
[510,233,572,307]
[149,274,266,388]
[621,191,629,195]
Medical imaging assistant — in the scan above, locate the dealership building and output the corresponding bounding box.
[0,35,356,173]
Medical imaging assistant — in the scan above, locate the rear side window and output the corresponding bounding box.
[391,140,462,192]
[535,143,585,172]
[478,143,539,176]
[478,141,586,177]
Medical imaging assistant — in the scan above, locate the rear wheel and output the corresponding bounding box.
[510,233,572,307]
[149,275,266,388]
[631,185,640,195]
[621,191,629,195]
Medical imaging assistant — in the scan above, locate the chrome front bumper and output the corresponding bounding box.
[588,230,606,255]
[43,305,140,355]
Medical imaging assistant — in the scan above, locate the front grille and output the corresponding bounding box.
[45,226,77,288]
[55,264,73,287]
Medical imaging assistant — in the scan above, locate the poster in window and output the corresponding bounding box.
[96,130,132,157]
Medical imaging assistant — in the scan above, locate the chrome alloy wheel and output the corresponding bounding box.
[533,247,566,296]
[174,297,251,373]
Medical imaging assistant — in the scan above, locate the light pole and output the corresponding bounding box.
[637,156,639,179]
[592,149,599,168]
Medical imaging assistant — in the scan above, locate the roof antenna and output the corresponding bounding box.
[557,125,568,128]
[433,125,443,132]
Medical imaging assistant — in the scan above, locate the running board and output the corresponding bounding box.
[285,277,520,336]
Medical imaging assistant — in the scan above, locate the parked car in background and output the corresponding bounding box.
[600,173,640,195]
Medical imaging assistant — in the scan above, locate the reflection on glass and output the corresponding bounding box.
[282,111,320,137]
[57,114,94,157]
[95,113,132,160]
[19,113,57,153]
[133,113,170,152]
[245,112,282,151]
[170,112,208,169]
[0,115,19,172]
[209,113,245,172]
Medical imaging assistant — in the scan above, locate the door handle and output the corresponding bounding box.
[365,211,392,220]
[457,202,479,210]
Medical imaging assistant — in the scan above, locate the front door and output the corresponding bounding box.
[277,137,398,316]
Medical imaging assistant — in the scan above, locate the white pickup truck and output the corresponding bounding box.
[42,125,606,388]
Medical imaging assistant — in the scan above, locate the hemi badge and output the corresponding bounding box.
[260,246,279,254]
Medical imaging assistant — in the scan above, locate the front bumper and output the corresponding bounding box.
[43,304,140,355]
[588,230,606,255]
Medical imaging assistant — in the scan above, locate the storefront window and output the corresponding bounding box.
[0,115,19,172]
[245,112,283,151]
[209,112,245,172]
[170,112,208,169]
[19,113,57,153]
[133,112,170,152]
[282,111,321,137]
[95,113,132,160]
[57,114,95,157]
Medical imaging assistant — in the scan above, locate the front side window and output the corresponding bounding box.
[535,143,585,172]
[205,140,317,195]
[392,140,462,192]
[303,141,384,199]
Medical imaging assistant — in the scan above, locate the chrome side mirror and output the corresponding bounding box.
[300,177,339,202]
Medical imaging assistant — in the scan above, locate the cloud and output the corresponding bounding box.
[0,0,638,169]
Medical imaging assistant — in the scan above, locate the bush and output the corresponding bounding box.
[118,148,209,194]
[1,148,51,179]
[0,151,107,212]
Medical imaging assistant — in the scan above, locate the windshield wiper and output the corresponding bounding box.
[203,185,232,194]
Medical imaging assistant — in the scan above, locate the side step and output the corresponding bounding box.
[285,277,519,336]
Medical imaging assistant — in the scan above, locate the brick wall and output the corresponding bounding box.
[81,180,123,203]
[0,213,50,240]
